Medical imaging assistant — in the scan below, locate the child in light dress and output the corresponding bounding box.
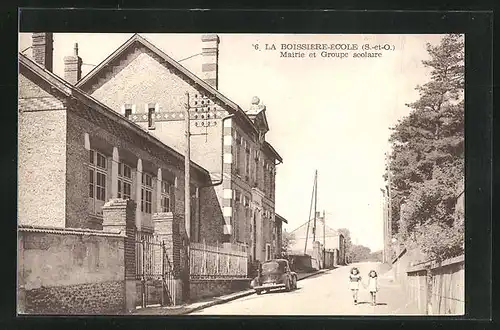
[348,267,362,305]
[367,270,379,306]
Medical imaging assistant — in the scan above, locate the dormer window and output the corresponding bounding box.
[147,103,156,129]
[123,104,134,119]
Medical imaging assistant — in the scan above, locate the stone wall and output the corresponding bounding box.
[189,279,251,302]
[406,255,464,315]
[18,226,126,315]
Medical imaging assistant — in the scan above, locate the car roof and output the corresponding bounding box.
[263,259,288,264]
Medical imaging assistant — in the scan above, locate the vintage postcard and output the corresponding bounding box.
[18,31,465,316]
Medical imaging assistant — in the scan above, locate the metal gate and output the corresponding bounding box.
[135,234,176,307]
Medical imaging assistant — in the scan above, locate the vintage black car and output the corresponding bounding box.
[250,259,298,294]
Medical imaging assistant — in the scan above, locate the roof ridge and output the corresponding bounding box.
[19,53,209,176]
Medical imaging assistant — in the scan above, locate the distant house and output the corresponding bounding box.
[274,214,288,258]
[288,212,345,265]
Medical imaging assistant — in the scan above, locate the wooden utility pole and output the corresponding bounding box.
[312,170,318,243]
[381,188,387,264]
[184,92,191,240]
[322,210,326,267]
[304,171,316,255]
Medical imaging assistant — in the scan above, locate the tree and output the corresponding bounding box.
[368,250,383,263]
[387,34,464,261]
[281,230,295,256]
[350,245,372,262]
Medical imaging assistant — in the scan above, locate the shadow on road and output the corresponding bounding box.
[260,287,303,295]
[297,269,333,281]
[355,301,388,306]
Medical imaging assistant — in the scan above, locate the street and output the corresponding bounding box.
[190,262,419,315]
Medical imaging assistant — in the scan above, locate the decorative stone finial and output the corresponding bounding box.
[251,96,260,105]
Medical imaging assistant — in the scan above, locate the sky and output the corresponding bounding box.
[19,33,444,251]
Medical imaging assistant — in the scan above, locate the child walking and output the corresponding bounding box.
[367,270,379,306]
[348,267,362,305]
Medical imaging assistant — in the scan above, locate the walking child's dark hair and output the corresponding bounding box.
[369,270,378,277]
[350,267,359,274]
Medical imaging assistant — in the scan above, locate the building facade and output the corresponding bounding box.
[287,213,346,265]
[72,33,282,261]
[18,34,220,244]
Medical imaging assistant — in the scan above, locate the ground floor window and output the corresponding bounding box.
[161,180,174,212]
[141,173,153,214]
[265,243,271,261]
[88,149,108,215]
[118,162,132,200]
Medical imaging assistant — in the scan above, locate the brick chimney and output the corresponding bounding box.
[64,43,83,84]
[201,34,220,89]
[32,33,53,72]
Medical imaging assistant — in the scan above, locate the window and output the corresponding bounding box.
[233,132,241,174]
[233,207,238,241]
[89,149,108,214]
[148,106,155,129]
[253,151,259,186]
[141,173,153,214]
[161,180,174,213]
[124,105,132,119]
[265,244,271,261]
[190,184,199,241]
[245,146,250,180]
[117,162,132,200]
[234,190,241,203]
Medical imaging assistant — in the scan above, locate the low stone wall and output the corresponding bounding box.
[24,281,124,314]
[189,278,251,302]
[18,225,126,315]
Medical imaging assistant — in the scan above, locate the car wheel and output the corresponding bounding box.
[256,290,262,295]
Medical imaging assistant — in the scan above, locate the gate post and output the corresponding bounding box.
[102,198,137,313]
[425,265,433,315]
[153,212,185,305]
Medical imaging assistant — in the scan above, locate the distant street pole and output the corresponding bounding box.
[184,92,191,240]
[312,170,318,243]
[304,171,316,255]
[323,210,326,267]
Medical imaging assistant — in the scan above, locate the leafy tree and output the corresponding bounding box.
[387,34,464,261]
[350,245,372,262]
[368,250,383,262]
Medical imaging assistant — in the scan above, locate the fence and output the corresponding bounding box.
[406,255,464,315]
[189,241,248,279]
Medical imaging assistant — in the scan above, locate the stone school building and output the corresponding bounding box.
[17,33,283,314]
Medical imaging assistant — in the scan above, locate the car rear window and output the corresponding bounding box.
[262,261,281,272]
